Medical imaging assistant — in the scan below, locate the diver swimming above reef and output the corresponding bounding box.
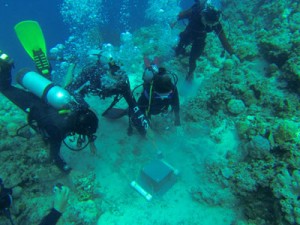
[173,0,237,81]
[0,50,98,173]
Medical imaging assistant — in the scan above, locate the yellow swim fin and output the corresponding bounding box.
[14,20,51,77]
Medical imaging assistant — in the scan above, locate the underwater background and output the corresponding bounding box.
[1,0,300,224]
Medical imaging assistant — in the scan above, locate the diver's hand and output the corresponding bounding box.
[53,186,70,213]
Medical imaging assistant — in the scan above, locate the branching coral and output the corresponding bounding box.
[271,168,300,224]
[72,172,99,201]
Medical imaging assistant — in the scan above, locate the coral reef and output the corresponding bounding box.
[0,95,103,224]
[179,1,300,223]
[227,99,246,115]
[2,0,300,224]
[72,172,98,201]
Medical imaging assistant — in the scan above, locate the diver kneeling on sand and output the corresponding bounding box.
[136,57,181,128]
[0,50,99,173]
[65,49,150,136]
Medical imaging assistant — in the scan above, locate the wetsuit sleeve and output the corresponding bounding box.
[65,65,99,109]
[106,77,138,109]
[137,92,149,114]
[39,208,62,225]
[46,126,68,170]
[214,24,234,55]
[120,79,137,109]
[172,87,180,126]
[122,80,149,135]
[66,66,93,92]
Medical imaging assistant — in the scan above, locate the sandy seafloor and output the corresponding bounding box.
[0,79,244,225]
[62,87,242,225]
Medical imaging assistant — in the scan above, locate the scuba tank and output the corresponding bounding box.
[16,69,72,109]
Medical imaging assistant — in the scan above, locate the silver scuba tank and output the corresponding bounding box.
[17,69,71,109]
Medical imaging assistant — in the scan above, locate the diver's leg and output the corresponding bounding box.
[175,29,192,56]
[49,139,71,173]
[1,85,42,112]
[187,37,205,81]
[1,61,42,111]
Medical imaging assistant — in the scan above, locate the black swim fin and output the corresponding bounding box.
[102,107,128,119]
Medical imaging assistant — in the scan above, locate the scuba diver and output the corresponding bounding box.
[137,58,181,128]
[66,50,149,136]
[174,0,235,81]
[14,20,147,137]
[0,51,99,173]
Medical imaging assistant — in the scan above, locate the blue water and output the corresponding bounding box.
[0,0,195,73]
[0,0,195,61]
[101,0,149,44]
[0,0,68,69]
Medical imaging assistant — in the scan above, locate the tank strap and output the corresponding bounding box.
[41,83,55,103]
[146,81,153,117]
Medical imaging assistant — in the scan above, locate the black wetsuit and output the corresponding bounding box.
[66,63,148,135]
[175,2,234,79]
[67,63,135,107]
[138,82,180,126]
[39,208,62,225]
[0,62,81,172]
